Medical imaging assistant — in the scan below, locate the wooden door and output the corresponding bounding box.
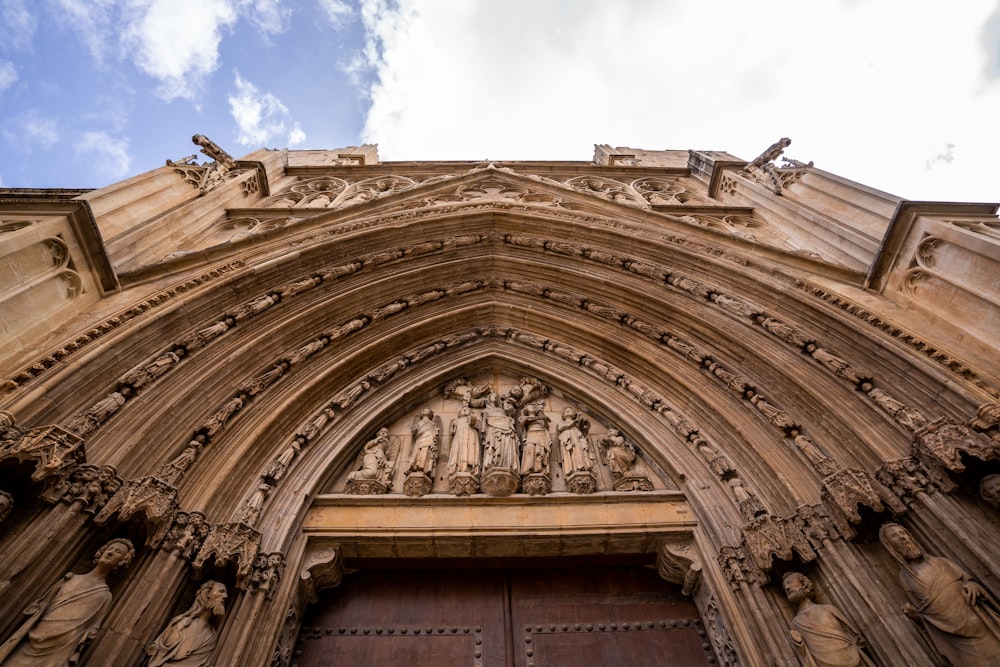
[295,565,713,667]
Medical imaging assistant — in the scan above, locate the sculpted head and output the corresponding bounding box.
[0,490,12,522]
[419,408,434,420]
[562,406,576,419]
[782,572,814,605]
[980,474,1000,507]
[879,523,922,562]
[95,538,135,571]
[195,580,228,617]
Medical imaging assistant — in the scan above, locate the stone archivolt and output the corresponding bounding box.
[1,143,998,667]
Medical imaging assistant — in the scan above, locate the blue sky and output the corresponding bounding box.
[1,1,999,204]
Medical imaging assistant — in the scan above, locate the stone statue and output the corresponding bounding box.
[782,572,874,667]
[478,391,522,496]
[146,580,227,667]
[557,407,592,474]
[0,490,12,524]
[347,428,397,495]
[600,428,653,491]
[447,406,481,478]
[518,404,551,476]
[979,474,1000,507]
[879,522,1000,666]
[0,538,135,666]
[406,409,440,475]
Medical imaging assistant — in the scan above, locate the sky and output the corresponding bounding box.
[0,0,998,203]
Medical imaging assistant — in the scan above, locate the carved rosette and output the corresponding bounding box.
[93,475,180,543]
[741,514,816,572]
[565,470,597,495]
[520,472,551,496]
[448,471,479,496]
[481,469,520,497]
[2,424,85,481]
[194,521,263,585]
[345,478,389,495]
[403,471,432,497]
[914,417,1000,472]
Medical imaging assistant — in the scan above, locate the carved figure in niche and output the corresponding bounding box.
[559,407,597,494]
[0,538,135,666]
[406,409,440,475]
[347,428,391,489]
[782,572,874,667]
[558,407,592,474]
[879,522,1000,666]
[447,406,481,496]
[519,404,551,475]
[979,474,1000,508]
[600,428,653,491]
[518,403,552,496]
[146,580,227,667]
[480,393,520,473]
[0,490,12,523]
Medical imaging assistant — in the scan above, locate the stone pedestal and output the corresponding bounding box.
[447,471,479,496]
[481,469,519,497]
[345,478,388,495]
[613,475,653,492]
[566,470,597,494]
[521,472,551,496]
[403,472,432,497]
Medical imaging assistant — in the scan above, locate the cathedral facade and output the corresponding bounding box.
[0,138,998,666]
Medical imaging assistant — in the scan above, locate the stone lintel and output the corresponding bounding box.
[303,492,693,559]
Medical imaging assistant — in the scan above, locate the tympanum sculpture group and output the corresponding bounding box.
[342,379,654,497]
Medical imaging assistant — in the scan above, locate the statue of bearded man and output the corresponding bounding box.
[146,580,227,667]
[782,572,874,667]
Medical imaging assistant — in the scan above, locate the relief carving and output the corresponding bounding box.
[64,391,128,438]
[599,428,653,491]
[979,474,1000,508]
[2,424,85,482]
[403,410,441,497]
[782,572,875,667]
[0,538,134,665]
[914,417,1000,472]
[655,537,702,596]
[347,428,399,496]
[119,350,183,392]
[558,407,597,494]
[300,545,344,604]
[41,463,122,514]
[146,580,227,667]
[0,490,12,524]
[194,522,262,585]
[820,467,904,532]
[250,553,285,599]
[447,407,482,496]
[161,511,211,560]
[518,403,552,496]
[880,522,1000,666]
[93,475,181,546]
[480,392,522,497]
[741,514,816,571]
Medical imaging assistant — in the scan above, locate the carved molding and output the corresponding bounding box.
[655,536,702,596]
[299,544,344,604]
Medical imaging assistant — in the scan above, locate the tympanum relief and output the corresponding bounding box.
[330,374,668,497]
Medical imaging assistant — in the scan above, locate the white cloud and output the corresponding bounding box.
[228,71,305,148]
[49,0,117,65]
[318,0,353,29]
[121,0,239,101]
[355,0,999,202]
[288,122,307,147]
[240,0,291,35]
[0,0,37,52]
[0,60,16,94]
[74,130,132,179]
[3,111,59,152]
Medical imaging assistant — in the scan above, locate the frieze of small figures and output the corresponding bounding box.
[250,552,286,599]
[40,463,122,514]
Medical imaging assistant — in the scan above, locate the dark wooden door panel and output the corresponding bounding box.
[295,565,712,667]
